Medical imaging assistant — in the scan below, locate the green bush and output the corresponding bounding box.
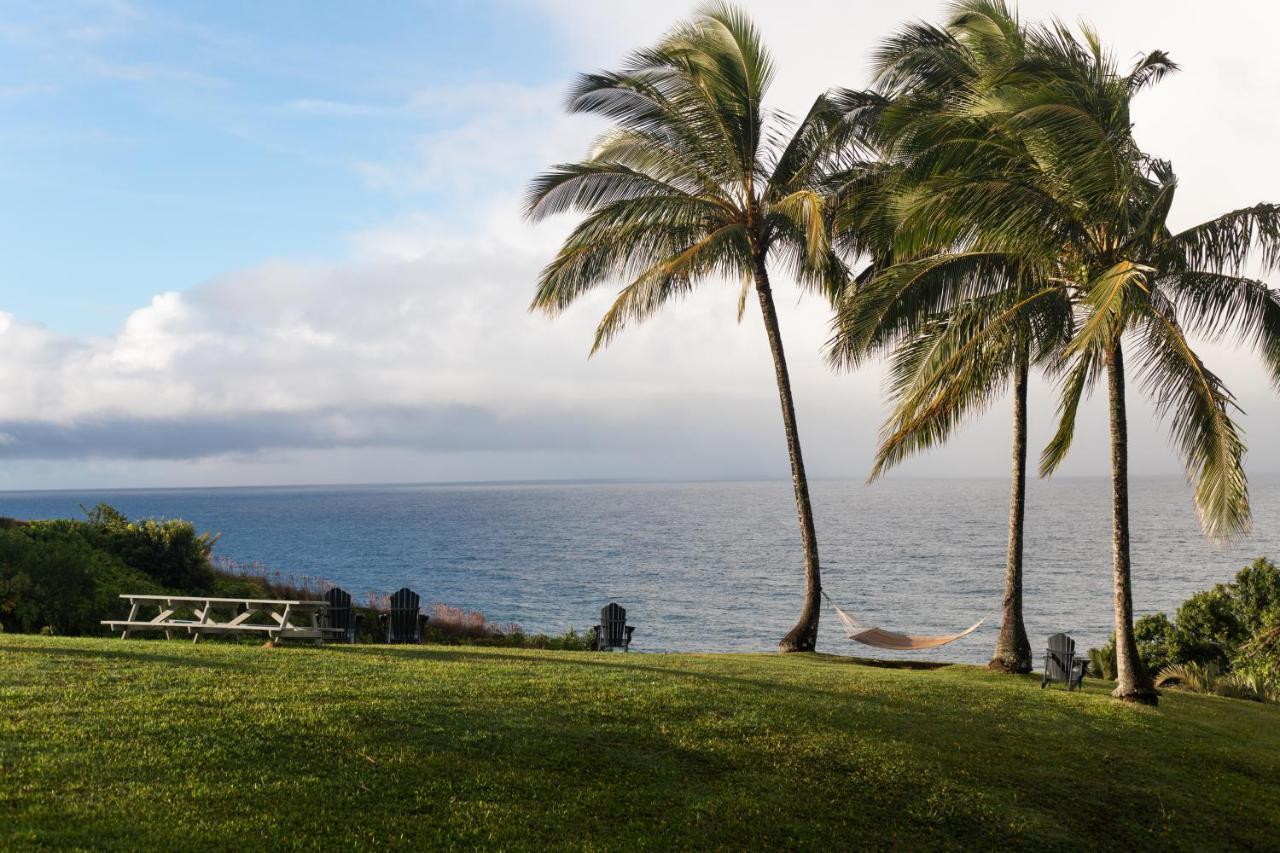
[78,503,218,591]
[1234,626,1280,686]
[0,529,160,635]
[1173,586,1243,667]
[1135,558,1280,672]
[1087,637,1116,681]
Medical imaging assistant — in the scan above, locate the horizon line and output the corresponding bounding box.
[0,471,1250,496]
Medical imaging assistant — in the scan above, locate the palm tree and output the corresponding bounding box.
[1040,159,1280,702]
[829,2,1072,674]
[523,3,872,651]
[837,7,1280,702]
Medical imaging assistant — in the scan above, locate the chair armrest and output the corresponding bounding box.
[625,626,635,639]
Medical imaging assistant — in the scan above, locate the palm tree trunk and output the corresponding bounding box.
[989,340,1032,673]
[1106,341,1157,704]
[753,259,821,653]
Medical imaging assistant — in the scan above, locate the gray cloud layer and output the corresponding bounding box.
[2,1,1279,489]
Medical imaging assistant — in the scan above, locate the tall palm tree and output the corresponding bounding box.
[837,7,1280,702]
[830,2,1072,673]
[1039,158,1280,702]
[523,3,873,651]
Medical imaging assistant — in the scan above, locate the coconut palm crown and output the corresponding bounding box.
[524,2,876,651]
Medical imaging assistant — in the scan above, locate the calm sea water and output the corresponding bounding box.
[2,476,1276,662]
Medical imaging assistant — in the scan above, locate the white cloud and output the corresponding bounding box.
[3,0,1279,491]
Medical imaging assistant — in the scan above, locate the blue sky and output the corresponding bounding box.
[1,0,569,334]
[1,0,1279,490]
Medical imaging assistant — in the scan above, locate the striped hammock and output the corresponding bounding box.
[830,601,985,651]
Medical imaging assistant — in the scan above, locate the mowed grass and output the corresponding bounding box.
[2,635,1278,850]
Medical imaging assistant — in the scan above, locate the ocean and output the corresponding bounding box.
[2,475,1276,662]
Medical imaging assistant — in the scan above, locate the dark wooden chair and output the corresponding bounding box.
[381,587,427,644]
[323,586,362,644]
[1041,632,1088,690]
[593,602,635,651]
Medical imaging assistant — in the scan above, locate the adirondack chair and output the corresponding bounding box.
[380,587,428,644]
[1041,632,1089,690]
[593,602,635,651]
[323,586,362,644]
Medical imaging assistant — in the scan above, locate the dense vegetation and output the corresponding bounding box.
[0,505,208,635]
[2,635,1277,850]
[1084,558,1280,702]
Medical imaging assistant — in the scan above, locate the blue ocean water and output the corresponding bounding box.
[2,476,1276,662]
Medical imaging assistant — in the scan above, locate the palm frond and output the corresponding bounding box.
[1135,302,1250,541]
[1159,271,1280,389]
[590,223,750,353]
[1064,259,1151,358]
[1166,203,1280,276]
[1039,351,1100,477]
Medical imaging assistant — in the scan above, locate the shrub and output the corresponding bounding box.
[78,504,218,592]
[1214,673,1278,704]
[1133,558,1280,673]
[0,529,160,635]
[1173,587,1242,668]
[1088,638,1117,681]
[1234,626,1280,686]
[1154,661,1277,704]
[1135,613,1178,674]
[1231,558,1280,635]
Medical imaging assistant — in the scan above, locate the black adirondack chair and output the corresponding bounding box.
[1041,632,1089,690]
[381,587,427,644]
[323,586,362,643]
[593,602,635,651]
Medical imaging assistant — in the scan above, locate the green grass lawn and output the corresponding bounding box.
[2,634,1277,850]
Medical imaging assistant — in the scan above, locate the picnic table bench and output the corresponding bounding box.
[102,594,343,644]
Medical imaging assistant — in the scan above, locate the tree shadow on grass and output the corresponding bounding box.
[0,642,234,671]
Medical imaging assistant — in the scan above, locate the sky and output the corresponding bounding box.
[1,0,1279,490]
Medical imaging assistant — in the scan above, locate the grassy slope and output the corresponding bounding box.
[2,635,1277,851]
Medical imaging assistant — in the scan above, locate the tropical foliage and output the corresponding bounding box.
[1136,557,1280,667]
[1155,662,1279,704]
[1092,557,1280,702]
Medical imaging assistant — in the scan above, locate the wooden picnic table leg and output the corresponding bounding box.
[121,600,140,639]
[274,604,292,643]
[310,608,322,646]
[192,599,214,644]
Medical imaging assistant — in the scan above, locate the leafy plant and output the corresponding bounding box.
[1155,661,1221,694]
[1135,558,1280,672]
[1088,639,1117,682]
[0,529,160,635]
[1134,612,1178,674]
[78,504,219,591]
[1234,625,1280,686]
[1214,673,1278,704]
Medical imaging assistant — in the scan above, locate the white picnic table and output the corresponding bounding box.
[101,594,342,644]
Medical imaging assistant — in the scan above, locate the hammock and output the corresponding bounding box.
[828,597,985,651]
